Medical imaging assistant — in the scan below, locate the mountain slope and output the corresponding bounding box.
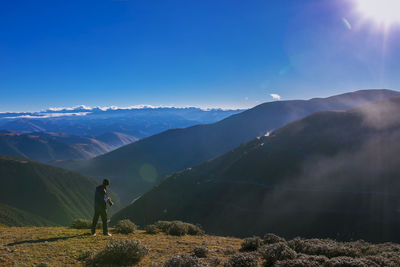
[0,156,119,225]
[61,89,400,204]
[0,203,54,226]
[0,131,137,163]
[112,96,400,242]
[94,132,138,149]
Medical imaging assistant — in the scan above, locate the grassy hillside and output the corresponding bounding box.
[112,96,400,242]
[60,89,400,204]
[1,226,399,266]
[0,203,54,227]
[0,156,120,226]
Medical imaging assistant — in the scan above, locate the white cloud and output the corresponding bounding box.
[5,112,91,119]
[270,93,281,100]
[342,17,352,30]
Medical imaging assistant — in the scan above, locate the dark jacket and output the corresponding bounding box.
[94,185,108,210]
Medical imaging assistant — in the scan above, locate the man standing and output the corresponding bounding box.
[91,178,113,236]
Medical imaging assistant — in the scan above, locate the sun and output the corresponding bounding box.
[354,0,400,26]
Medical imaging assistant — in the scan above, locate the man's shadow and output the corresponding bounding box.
[7,233,91,246]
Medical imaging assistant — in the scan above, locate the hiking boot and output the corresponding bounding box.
[104,233,112,236]
[92,233,97,236]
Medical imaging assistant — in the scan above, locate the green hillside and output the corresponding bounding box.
[0,156,119,226]
[0,203,54,226]
[112,96,400,242]
[60,89,400,204]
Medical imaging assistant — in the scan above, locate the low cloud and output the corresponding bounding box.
[270,94,281,100]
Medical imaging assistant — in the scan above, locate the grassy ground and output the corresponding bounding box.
[0,227,242,266]
[2,226,400,266]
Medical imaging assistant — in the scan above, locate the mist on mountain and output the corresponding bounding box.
[112,96,400,242]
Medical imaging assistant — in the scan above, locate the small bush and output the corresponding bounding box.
[163,254,209,267]
[263,233,285,245]
[168,221,188,236]
[155,221,173,232]
[259,243,297,266]
[224,246,237,255]
[71,219,102,229]
[240,237,263,252]
[186,223,204,236]
[151,220,204,236]
[193,247,209,258]
[326,256,378,267]
[288,238,359,258]
[114,219,137,234]
[145,224,160,234]
[274,254,328,267]
[224,253,259,267]
[89,239,148,265]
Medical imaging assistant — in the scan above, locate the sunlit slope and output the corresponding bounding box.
[0,156,109,225]
[0,131,138,163]
[113,96,400,242]
[62,89,400,204]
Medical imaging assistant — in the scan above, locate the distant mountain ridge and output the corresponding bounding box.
[0,106,243,138]
[112,96,400,242]
[0,131,137,163]
[61,89,400,204]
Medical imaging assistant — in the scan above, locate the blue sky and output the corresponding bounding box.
[1,0,400,111]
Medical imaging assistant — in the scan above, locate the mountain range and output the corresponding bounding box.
[112,96,400,242]
[59,89,400,204]
[0,106,242,138]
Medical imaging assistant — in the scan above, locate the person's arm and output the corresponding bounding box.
[104,187,114,206]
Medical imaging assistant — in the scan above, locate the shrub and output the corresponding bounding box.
[325,256,378,267]
[193,247,209,258]
[151,220,204,236]
[89,239,148,265]
[155,221,173,232]
[145,224,160,234]
[274,254,328,267]
[71,219,102,229]
[186,223,204,236]
[240,237,263,252]
[168,221,188,236]
[288,238,359,258]
[224,246,237,255]
[259,243,297,266]
[163,254,209,267]
[263,233,285,245]
[224,253,259,267]
[114,219,137,234]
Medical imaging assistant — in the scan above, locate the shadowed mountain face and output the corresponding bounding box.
[112,97,400,242]
[0,156,119,226]
[0,131,137,163]
[60,90,400,204]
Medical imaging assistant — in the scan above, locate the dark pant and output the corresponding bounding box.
[91,207,108,234]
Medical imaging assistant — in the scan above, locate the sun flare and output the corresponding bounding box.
[355,0,400,26]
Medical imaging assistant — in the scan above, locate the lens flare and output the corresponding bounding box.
[355,0,400,26]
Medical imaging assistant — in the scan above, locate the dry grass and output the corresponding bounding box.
[2,227,400,266]
[0,227,242,266]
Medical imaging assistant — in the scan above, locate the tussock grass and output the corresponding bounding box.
[1,228,400,266]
